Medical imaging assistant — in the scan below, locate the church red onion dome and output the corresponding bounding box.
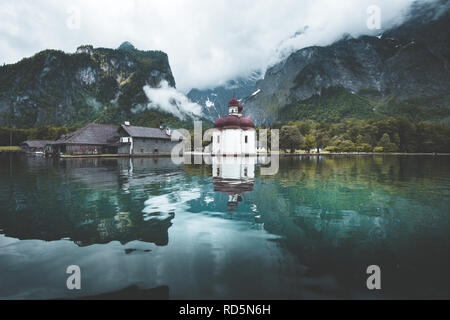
[220,116,241,129]
[214,117,227,128]
[239,116,255,129]
[214,115,255,130]
[228,98,243,112]
[213,178,254,195]
[228,97,240,107]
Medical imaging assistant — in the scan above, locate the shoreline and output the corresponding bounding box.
[1,150,449,158]
[0,150,23,153]
[187,152,450,157]
[59,153,174,159]
[272,152,450,156]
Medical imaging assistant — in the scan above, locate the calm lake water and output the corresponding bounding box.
[0,154,449,299]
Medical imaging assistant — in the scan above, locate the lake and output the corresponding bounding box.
[0,154,449,299]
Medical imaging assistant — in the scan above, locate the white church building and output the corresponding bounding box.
[212,156,255,212]
[212,97,256,155]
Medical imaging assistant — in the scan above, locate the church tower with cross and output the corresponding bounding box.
[212,97,256,155]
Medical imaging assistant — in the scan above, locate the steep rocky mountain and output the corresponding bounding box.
[243,0,450,125]
[0,42,195,128]
[187,71,262,122]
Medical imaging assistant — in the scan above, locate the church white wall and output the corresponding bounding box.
[212,128,256,155]
[242,130,256,155]
[212,130,221,154]
[212,156,256,180]
[223,129,241,154]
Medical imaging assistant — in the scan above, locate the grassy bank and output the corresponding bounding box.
[0,146,21,152]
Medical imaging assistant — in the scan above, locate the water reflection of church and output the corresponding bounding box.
[212,156,256,212]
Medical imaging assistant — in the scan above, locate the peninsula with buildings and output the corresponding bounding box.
[21,122,183,157]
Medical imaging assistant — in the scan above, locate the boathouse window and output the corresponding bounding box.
[244,167,248,177]
[245,136,248,143]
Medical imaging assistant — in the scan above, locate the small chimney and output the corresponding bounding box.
[124,121,130,126]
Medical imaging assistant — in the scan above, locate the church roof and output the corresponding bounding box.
[213,178,254,195]
[228,97,240,107]
[228,97,243,112]
[214,115,255,130]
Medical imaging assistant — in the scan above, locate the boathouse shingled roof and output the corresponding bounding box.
[20,140,55,148]
[120,125,172,140]
[55,124,120,145]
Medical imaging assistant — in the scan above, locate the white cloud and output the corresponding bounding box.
[139,80,202,119]
[0,0,439,92]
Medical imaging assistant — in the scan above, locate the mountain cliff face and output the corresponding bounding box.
[244,0,450,125]
[0,42,187,128]
[187,71,262,122]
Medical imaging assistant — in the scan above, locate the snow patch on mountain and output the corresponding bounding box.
[205,98,215,108]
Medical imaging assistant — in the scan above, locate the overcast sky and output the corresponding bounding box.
[0,0,433,92]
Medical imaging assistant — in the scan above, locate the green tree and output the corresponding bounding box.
[374,146,384,152]
[280,126,304,153]
[304,134,316,153]
[295,120,315,136]
[335,140,356,152]
[377,133,398,152]
[313,129,330,153]
[356,143,373,152]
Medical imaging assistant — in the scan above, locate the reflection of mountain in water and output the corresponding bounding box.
[212,157,256,212]
[72,211,174,246]
[1,154,450,299]
[0,155,182,246]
